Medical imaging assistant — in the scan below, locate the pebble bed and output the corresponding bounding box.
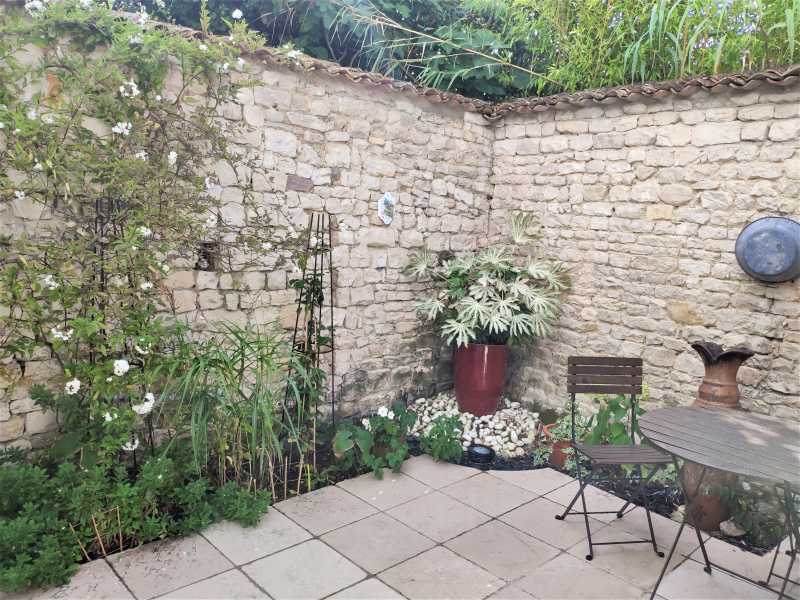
[410,392,541,458]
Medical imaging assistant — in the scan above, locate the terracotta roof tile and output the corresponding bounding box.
[163,18,800,120]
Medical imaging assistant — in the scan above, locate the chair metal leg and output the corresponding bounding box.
[694,525,712,574]
[579,477,594,560]
[637,465,664,557]
[777,485,799,600]
[555,477,591,521]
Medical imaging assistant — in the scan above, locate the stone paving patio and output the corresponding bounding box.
[12,457,799,600]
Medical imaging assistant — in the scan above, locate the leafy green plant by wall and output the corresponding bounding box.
[0,2,314,592]
[333,403,417,478]
[405,214,568,347]
[420,414,463,463]
[127,0,800,100]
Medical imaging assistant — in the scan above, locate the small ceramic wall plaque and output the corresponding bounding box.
[377,192,395,225]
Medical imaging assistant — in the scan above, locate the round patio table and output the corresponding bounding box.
[639,406,800,600]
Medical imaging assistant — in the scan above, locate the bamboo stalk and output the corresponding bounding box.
[296,454,304,496]
[91,515,107,557]
[69,523,92,562]
[268,454,277,500]
[283,456,288,500]
[115,507,123,552]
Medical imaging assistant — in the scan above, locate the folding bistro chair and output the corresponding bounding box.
[555,356,672,561]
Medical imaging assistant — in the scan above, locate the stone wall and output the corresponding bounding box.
[2,44,799,448]
[0,56,493,448]
[491,83,800,418]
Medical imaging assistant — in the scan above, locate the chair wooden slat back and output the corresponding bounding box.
[567,356,643,395]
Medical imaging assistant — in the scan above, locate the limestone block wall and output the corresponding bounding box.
[0,56,493,448]
[2,43,799,448]
[491,83,800,417]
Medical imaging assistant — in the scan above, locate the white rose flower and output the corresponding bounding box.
[387,410,395,420]
[377,406,389,418]
[167,150,177,166]
[104,411,114,422]
[119,80,140,98]
[64,378,81,395]
[113,359,130,376]
[138,226,152,237]
[51,327,73,342]
[14,190,26,200]
[42,274,59,290]
[155,94,162,102]
[132,392,155,415]
[232,8,243,19]
[121,436,140,452]
[112,121,132,136]
[361,418,371,431]
[134,150,148,161]
[139,281,153,291]
[25,0,44,15]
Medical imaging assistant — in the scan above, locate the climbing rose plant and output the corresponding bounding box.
[0,0,293,460]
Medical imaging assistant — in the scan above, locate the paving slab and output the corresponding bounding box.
[379,546,504,600]
[446,520,560,581]
[516,553,644,600]
[386,491,490,542]
[322,513,435,574]
[328,578,407,600]
[441,473,537,517]
[688,536,799,584]
[107,535,232,600]
[275,485,376,535]
[400,455,479,488]
[202,509,311,565]
[657,559,774,599]
[606,505,708,550]
[566,527,695,589]
[17,559,133,600]
[242,539,365,600]
[485,583,534,599]
[487,468,574,496]
[337,470,432,510]
[544,481,628,523]
[156,570,266,599]
[500,497,606,551]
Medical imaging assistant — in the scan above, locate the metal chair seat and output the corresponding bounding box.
[574,443,671,465]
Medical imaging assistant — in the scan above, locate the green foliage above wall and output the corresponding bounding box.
[128,0,799,100]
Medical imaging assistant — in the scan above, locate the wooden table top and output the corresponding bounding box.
[639,406,800,486]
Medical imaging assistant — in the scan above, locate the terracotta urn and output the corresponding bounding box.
[682,341,754,532]
[691,341,755,409]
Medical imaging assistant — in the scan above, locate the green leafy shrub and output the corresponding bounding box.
[717,479,785,549]
[0,442,270,593]
[583,394,642,446]
[420,415,463,463]
[333,403,417,478]
[405,214,568,347]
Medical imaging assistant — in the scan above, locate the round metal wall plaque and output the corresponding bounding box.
[734,217,800,283]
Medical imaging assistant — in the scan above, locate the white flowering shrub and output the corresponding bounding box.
[404,214,569,347]
[333,402,417,479]
[0,2,296,464]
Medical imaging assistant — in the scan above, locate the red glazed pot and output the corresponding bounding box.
[453,343,508,416]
